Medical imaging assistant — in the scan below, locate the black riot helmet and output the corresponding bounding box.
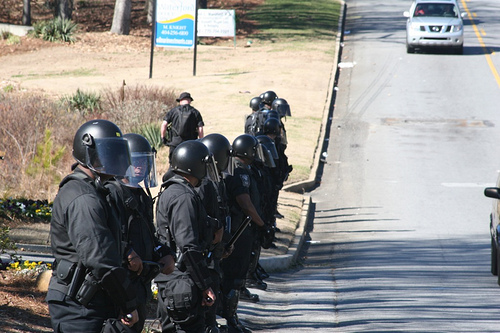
[232,134,259,161]
[170,140,217,182]
[272,98,291,117]
[72,119,131,177]
[123,133,158,188]
[267,110,280,120]
[249,97,262,112]
[263,117,281,136]
[260,91,278,106]
[200,133,231,173]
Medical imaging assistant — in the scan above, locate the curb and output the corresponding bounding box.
[260,1,346,272]
[0,23,34,36]
[259,195,312,272]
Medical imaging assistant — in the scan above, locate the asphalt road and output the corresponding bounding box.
[240,0,500,331]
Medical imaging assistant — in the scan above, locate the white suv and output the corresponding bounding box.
[404,0,465,54]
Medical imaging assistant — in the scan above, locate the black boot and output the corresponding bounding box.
[239,287,259,302]
[256,263,269,279]
[227,314,252,333]
[246,272,267,290]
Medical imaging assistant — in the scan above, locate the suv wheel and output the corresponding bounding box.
[406,42,415,54]
[492,236,498,275]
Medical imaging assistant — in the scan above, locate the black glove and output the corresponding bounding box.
[162,137,168,145]
[260,225,275,249]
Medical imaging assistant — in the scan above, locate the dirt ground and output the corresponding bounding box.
[1,32,336,185]
[0,1,338,331]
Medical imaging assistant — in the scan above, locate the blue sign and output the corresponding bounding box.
[155,0,196,48]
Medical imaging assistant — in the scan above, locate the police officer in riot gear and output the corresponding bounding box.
[243,135,280,292]
[155,140,218,333]
[47,119,139,332]
[199,133,233,333]
[271,98,291,118]
[263,118,293,218]
[249,97,262,112]
[221,134,270,333]
[105,133,175,332]
[259,91,278,108]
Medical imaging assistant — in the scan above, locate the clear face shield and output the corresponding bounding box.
[85,137,132,177]
[254,143,265,165]
[277,103,291,117]
[205,153,220,184]
[262,147,276,168]
[122,151,158,188]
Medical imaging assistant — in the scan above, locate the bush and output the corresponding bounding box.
[0,226,17,258]
[60,89,101,115]
[0,92,83,199]
[0,83,177,202]
[100,84,176,133]
[137,123,162,150]
[30,18,78,43]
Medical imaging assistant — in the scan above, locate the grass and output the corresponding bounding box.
[11,68,98,79]
[248,0,340,41]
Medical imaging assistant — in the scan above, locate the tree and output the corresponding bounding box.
[199,0,207,9]
[110,0,132,35]
[55,0,73,20]
[22,0,31,26]
[144,0,154,24]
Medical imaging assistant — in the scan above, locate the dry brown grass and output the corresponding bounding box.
[0,84,180,201]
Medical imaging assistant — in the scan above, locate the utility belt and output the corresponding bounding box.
[175,248,211,272]
[52,259,101,307]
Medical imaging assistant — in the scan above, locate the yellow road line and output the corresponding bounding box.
[460,0,500,89]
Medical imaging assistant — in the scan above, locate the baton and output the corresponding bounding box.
[225,216,252,250]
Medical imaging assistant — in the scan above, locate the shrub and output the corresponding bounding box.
[6,34,20,45]
[26,129,66,183]
[3,84,15,93]
[0,226,17,258]
[0,92,83,199]
[60,89,101,115]
[30,18,78,43]
[100,84,176,133]
[0,83,177,201]
[137,123,162,150]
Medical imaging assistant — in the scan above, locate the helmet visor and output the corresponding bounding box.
[86,137,132,177]
[205,154,220,184]
[261,140,278,160]
[277,104,291,117]
[262,147,276,168]
[254,143,266,163]
[122,151,158,188]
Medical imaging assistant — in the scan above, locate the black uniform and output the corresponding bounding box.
[47,167,137,333]
[155,174,213,333]
[220,159,261,328]
[163,104,204,158]
[196,176,228,331]
[105,180,169,332]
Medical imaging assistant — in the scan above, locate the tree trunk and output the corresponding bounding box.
[22,0,31,26]
[56,0,73,20]
[110,0,132,35]
[144,0,154,24]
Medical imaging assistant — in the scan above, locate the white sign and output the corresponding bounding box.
[155,0,196,48]
[197,9,236,37]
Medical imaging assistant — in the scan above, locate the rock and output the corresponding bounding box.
[36,269,52,292]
